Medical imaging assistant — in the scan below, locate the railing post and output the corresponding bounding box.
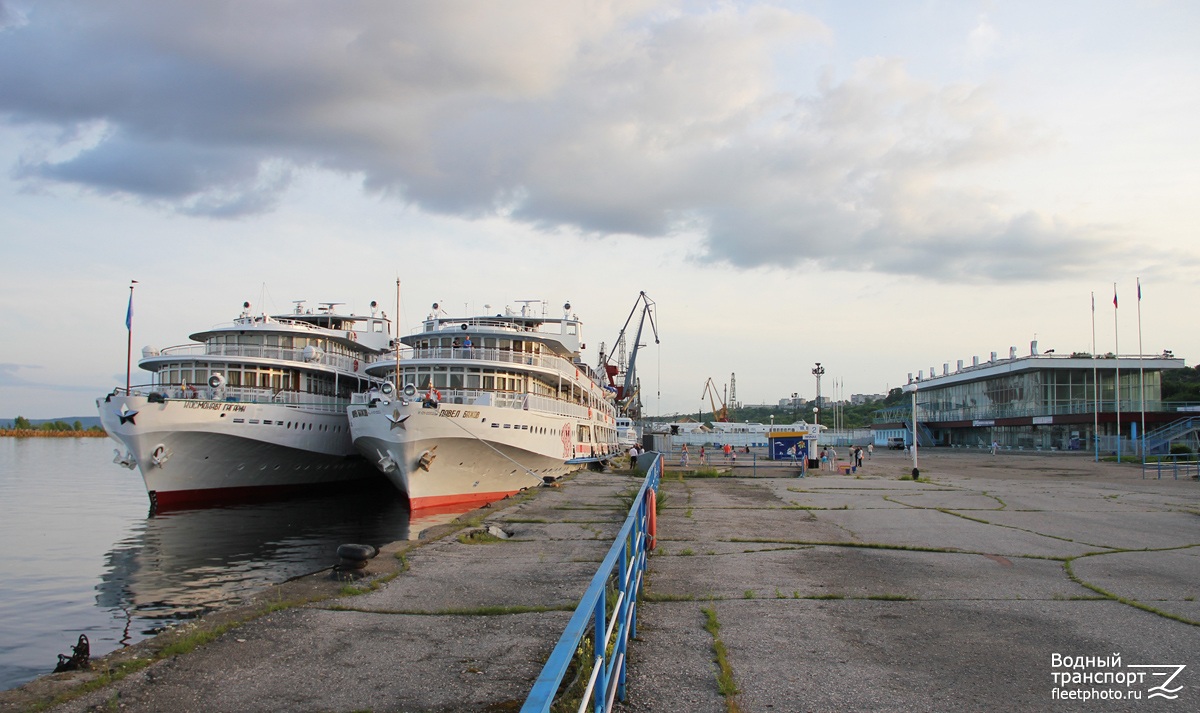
[592,595,606,713]
[616,534,630,702]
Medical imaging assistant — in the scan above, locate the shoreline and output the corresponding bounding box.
[0,431,107,438]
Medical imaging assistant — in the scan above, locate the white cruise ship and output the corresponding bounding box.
[348,301,620,509]
[98,300,392,510]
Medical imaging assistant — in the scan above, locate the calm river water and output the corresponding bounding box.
[0,437,445,691]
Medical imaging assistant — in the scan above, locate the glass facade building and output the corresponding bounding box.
[880,353,1185,451]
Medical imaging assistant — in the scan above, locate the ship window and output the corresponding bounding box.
[483,337,497,348]
[433,373,449,388]
[449,373,464,389]
[482,375,495,389]
[465,374,480,388]
[228,371,242,387]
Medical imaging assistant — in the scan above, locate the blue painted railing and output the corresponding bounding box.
[522,452,662,713]
[1142,454,1200,480]
[1142,417,1200,455]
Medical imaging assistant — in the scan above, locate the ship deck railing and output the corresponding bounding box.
[113,385,353,413]
[522,452,662,713]
[409,389,615,422]
[148,343,385,375]
[400,347,608,391]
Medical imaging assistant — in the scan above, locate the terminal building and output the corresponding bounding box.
[874,341,1187,452]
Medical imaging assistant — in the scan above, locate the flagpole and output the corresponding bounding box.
[394,278,401,388]
[126,280,138,393]
[1114,283,1120,461]
[1137,277,1145,460]
[1092,292,1098,462]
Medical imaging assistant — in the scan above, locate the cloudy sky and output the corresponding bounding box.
[1,0,1197,420]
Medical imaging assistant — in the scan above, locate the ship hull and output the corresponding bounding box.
[99,394,380,510]
[349,400,615,509]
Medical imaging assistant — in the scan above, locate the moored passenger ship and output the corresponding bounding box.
[348,301,620,509]
[98,301,392,510]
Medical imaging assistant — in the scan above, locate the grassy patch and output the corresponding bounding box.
[642,591,698,602]
[457,529,506,544]
[701,606,743,711]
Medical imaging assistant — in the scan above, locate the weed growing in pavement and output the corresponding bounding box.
[701,606,742,710]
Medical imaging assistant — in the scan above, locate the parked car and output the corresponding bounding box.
[887,437,906,450]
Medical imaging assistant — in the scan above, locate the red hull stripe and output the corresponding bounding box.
[150,476,378,511]
[409,489,520,511]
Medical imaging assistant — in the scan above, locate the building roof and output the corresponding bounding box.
[902,354,1184,393]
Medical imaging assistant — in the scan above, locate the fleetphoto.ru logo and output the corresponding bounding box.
[1051,653,1186,702]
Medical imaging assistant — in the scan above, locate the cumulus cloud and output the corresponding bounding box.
[0,0,1123,281]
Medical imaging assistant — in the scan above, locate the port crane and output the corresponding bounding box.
[598,291,659,419]
[702,377,729,422]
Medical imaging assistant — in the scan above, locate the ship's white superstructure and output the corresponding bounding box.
[98,300,391,510]
[348,301,620,509]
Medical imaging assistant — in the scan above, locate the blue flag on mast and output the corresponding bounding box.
[125,280,138,330]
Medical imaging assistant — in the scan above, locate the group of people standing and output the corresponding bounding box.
[817,444,872,472]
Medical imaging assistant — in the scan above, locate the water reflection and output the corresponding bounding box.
[0,437,483,690]
[94,480,414,638]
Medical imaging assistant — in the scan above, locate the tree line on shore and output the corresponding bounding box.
[1,416,106,436]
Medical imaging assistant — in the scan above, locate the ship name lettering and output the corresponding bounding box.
[439,409,460,418]
[462,411,480,419]
[351,409,368,418]
[183,401,223,411]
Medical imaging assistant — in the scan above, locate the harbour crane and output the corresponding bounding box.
[702,377,729,422]
[598,291,659,419]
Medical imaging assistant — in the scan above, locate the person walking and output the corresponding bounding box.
[628,444,639,471]
[828,446,838,472]
[681,443,689,467]
[700,445,707,465]
[990,440,999,456]
[867,443,874,460]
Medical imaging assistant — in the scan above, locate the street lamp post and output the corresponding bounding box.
[812,362,825,428]
[911,382,919,477]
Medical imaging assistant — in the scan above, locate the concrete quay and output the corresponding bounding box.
[624,449,1200,712]
[7,449,1198,712]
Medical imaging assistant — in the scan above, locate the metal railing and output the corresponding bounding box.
[402,388,615,422]
[1142,454,1200,480]
[151,343,381,374]
[402,346,608,391]
[112,385,353,413]
[875,400,1200,425]
[522,453,661,713]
